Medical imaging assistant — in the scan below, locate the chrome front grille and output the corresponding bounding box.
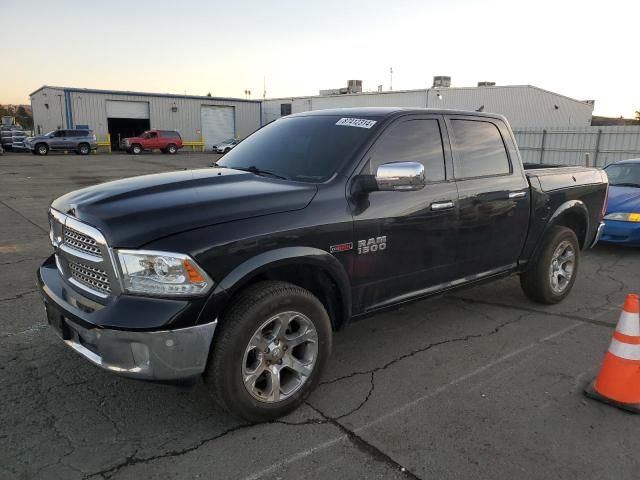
[63,226,101,257]
[69,261,111,294]
[50,208,118,299]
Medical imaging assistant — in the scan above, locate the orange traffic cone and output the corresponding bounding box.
[584,293,640,413]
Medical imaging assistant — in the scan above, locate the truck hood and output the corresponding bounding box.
[51,168,318,247]
[607,185,640,213]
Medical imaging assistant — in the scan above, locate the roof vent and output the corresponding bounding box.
[433,76,451,88]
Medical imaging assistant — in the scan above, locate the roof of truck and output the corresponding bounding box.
[289,107,508,122]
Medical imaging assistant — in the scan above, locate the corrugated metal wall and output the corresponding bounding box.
[426,86,592,127]
[31,87,261,142]
[514,127,640,167]
[263,91,428,124]
[262,86,593,128]
[30,87,68,134]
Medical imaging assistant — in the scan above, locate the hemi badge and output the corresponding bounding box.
[330,243,353,253]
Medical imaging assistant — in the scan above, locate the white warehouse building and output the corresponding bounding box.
[30,84,595,153]
[30,86,262,150]
[262,85,594,128]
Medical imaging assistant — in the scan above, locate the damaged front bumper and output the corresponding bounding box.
[38,255,216,381]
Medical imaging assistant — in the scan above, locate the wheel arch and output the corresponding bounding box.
[213,247,352,330]
[547,200,589,249]
[524,200,588,273]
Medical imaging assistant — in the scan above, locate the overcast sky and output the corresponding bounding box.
[3,0,638,117]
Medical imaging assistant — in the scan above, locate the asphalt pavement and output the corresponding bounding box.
[1,152,639,479]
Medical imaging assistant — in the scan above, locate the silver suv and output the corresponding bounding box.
[25,129,98,156]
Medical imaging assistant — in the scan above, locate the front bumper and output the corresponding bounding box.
[599,219,640,246]
[38,255,216,381]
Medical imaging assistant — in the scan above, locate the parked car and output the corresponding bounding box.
[213,138,239,154]
[24,129,97,156]
[38,108,607,422]
[600,158,640,245]
[120,130,183,154]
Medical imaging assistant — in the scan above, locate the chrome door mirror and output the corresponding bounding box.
[375,162,426,191]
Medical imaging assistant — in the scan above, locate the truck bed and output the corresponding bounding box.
[525,165,604,192]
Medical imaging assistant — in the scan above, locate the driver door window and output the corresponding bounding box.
[364,119,447,183]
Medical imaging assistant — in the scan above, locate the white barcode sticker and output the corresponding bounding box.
[335,118,377,129]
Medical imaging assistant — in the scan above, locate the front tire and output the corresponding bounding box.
[131,144,142,155]
[520,226,580,304]
[205,281,332,422]
[35,143,49,156]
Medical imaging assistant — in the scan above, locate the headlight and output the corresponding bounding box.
[116,250,213,296]
[604,212,640,222]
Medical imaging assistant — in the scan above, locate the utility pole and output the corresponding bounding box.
[390,67,393,91]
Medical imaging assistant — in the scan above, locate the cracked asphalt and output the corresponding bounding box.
[1,152,639,480]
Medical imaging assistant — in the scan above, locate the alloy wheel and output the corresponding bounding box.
[549,240,575,294]
[242,311,318,403]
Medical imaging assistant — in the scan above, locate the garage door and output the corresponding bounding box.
[106,100,150,119]
[201,106,235,149]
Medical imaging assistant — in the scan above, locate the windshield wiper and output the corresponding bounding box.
[210,163,289,180]
[610,182,640,188]
[230,165,289,180]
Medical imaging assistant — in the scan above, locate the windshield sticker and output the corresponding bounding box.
[336,118,377,129]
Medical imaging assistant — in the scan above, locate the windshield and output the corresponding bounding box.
[217,115,377,183]
[220,138,235,144]
[604,163,640,187]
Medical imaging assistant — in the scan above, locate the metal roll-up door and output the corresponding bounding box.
[106,100,150,119]
[201,106,235,149]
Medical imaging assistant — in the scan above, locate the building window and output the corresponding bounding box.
[281,103,292,116]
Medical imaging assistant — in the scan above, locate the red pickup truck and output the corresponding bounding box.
[120,130,183,154]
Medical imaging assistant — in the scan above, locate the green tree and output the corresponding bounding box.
[15,106,33,129]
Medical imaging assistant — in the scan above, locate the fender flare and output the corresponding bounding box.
[527,200,589,267]
[214,246,352,323]
[547,200,590,245]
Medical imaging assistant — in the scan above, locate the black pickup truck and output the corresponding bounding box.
[38,108,608,421]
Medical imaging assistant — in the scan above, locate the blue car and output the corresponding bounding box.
[601,158,640,245]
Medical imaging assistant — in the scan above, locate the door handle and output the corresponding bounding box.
[508,191,527,199]
[431,200,455,211]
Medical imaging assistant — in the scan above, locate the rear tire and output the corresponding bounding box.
[35,143,49,156]
[520,226,580,304]
[205,281,332,422]
[167,143,177,154]
[77,143,90,155]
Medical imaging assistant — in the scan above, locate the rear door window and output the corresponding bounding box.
[450,119,511,179]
